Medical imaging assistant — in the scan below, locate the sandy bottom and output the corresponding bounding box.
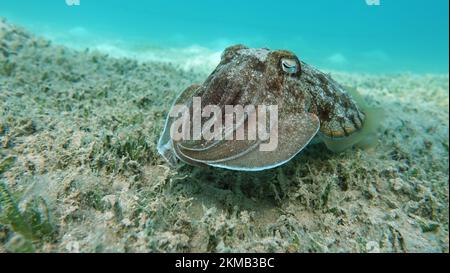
[0,19,448,253]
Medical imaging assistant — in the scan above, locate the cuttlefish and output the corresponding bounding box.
[157,45,381,171]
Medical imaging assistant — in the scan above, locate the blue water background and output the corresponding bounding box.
[0,0,448,73]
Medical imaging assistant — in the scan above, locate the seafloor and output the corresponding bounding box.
[0,19,448,253]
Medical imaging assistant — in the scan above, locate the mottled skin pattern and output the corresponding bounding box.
[158,45,367,170]
[297,59,365,138]
[193,44,365,139]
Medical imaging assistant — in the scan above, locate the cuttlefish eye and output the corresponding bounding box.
[281,58,299,74]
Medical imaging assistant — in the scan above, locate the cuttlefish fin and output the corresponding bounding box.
[177,107,253,153]
[175,109,260,163]
[208,112,320,171]
[157,84,200,166]
[175,103,271,165]
[322,87,383,153]
[177,138,260,164]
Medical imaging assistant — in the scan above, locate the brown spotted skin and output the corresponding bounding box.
[189,45,365,139]
[297,63,365,138]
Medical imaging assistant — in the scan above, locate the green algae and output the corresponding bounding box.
[0,182,55,252]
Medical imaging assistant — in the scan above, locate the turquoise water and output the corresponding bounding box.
[1,0,448,73]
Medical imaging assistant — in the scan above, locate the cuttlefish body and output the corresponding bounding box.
[158,45,381,171]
